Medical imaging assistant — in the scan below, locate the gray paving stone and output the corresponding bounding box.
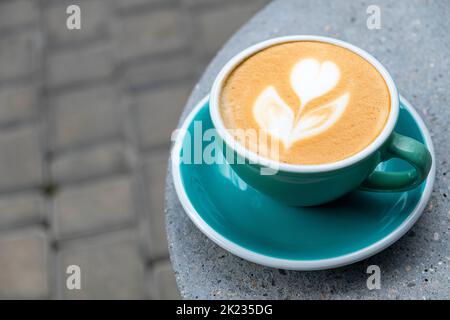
[0,228,49,299]
[117,7,187,61]
[115,0,171,10]
[145,152,170,259]
[0,0,270,301]
[0,125,43,191]
[50,84,122,151]
[0,0,39,30]
[123,53,195,91]
[53,176,134,238]
[0,30,42,82]
[57,230,144,299]
[196,0,268,57]
[0,82,38,125]
[51,142,134,184]
[150,260,180,299]
[46,41,116,88]
[45,0,112,47]
[0,192,45,230]
[135,83,191,148]
[182,0,235,7]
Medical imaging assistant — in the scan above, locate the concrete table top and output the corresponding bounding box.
[165,0,450,299]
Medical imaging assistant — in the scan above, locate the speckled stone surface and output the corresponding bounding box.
[165,0,450,299]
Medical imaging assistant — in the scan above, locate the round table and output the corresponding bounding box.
[165,0,449,299]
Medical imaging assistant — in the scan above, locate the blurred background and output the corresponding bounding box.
[0,0,270,299]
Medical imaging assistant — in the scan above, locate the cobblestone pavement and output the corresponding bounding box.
[0,0,270,299]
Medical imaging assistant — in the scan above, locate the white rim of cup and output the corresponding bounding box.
[209,35,400,173]
[171,95,435,270]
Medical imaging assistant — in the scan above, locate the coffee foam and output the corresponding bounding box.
[220,41,390,165]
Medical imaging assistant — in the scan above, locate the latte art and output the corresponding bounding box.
[220,41,390,165]
[253,58,349,147]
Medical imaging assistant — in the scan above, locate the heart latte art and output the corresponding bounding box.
[220,41,390,165]
[253,59,349,147]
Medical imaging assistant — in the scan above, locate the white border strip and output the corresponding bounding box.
[171,95,435,270]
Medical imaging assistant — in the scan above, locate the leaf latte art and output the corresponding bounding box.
[253,59,349,147]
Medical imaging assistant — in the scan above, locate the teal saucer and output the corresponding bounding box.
[171,96,435,270]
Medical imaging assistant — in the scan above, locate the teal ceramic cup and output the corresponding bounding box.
[209,36,432,206]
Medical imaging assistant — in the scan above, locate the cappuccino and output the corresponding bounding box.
[219,41,390,165]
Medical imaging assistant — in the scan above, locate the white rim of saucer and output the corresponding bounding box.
[209,35,400,173]
[171,95,435,270]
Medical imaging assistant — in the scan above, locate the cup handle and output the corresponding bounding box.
[360,132,432,192]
